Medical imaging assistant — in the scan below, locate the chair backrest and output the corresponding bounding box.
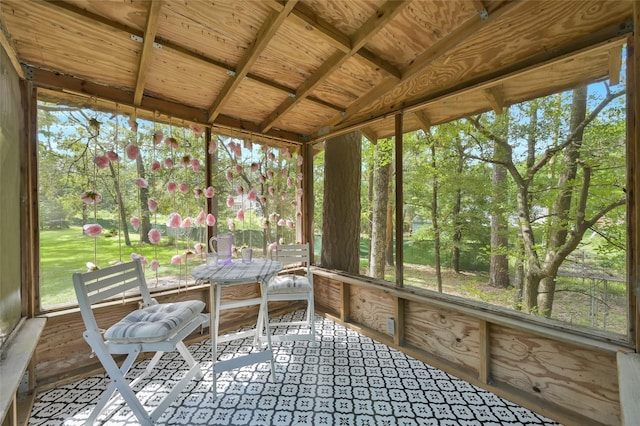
[271,243,310,269]
[73,259,152,334]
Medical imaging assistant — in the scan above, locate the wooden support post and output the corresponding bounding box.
[631,1,639,349]
[394,113,403,287]
[479,320,491,384]
[393,296,405,346]
[341,282,351,322]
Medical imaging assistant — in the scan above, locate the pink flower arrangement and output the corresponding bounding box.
[259,195,267,205]
[204,186,215,198]
[259,174,266,184]
[267,170,274,179]
[179,183,189,193]
[180,155,191,167]
[167,181,177,193]
[236,185,244,195]
[83,223,103,237]
[286,220,294,229]
[195,210,205,225]
[228,218,236,232]
[194,242,205,254]
[268,242,277,252]
[148,228,161,244]
[165,137,179,149]
[130,253,148,265]
[153,130,163,145]
[269,213,278,222]
[166,212,182,228]
[268,152,275,161]
[191,159,200,172]
[170,254,182,265]
[181,217,192,228]
[287,177,293,188]
[130,216,140,230]
[237,209,244,221]
[150,259,160,271]
[251,162,259,172]
[86,262,99,271]
[235,164,243,174]
[277,219,286,227]
[297,155,303,166]
[183,250,197,260]
[262,218,269,228]
[193,186,203,199]
[247,188,257,201]
[226,195,234,207]
[125,144,139,160]
[89,118,101,132]
[93,155,109,169]
[268,186,275,196]
[106,150,119,162]
[282,168,288,178]
[225,170,233,183]
[148,198,158,212]
[128,118,138,132]
[206,214,216,226]
[134,178,148,188]
[164,158,174,168]
[190,123,204,137]
[151,160,161,172]
[80,190,102,204]
[208,138,218,154]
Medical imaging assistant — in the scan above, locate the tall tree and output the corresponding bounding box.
[321,131,362,274]
[370,138,393,279]
[489,109,510,288]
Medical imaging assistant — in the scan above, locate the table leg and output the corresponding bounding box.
[259,280,276,382]
[211,282,221,398]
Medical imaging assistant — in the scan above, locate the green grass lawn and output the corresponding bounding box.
[40,227,208,307]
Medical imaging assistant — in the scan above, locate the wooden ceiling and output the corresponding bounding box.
[0,0,633,145]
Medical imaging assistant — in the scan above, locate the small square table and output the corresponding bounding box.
[192,259,282,396]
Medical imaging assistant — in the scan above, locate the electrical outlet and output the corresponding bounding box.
[386,317,395,335]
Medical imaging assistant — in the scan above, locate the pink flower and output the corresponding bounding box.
[268,242,277,252]
[131,253,147,266]
[130,216,140,230]
[204,186,215,198]
[236,185,244,195]
[191,159,200,172]
[268,152,275,161]
[208,138,218,154]
[93,155,109,169]
[165,137,179,149]
[237,209,244,221]
[267,170,274,179]
[227,195,234,207]
[148,198,158,212]
[134,178,148,188]
[259,174,266,184]
[281,191,287,200]
[153,130,163,145]
[268,186,275,196]
[195,210,205,225]
[128,118,138,132]
[269,213,278,222]
[106,150,119,162]
[297,173,303,183]
[166,212,182,228]
[262,218,269,228]
[190,123,204,137]
[183,250,197,260]
[164,158,174,169]
[148,228,161,244]
[179,183,188,193]
[235,164,243,174]
[125,144,139,160]
[83,223,103,237]
[225,170,233,183]
[181,217,192,228]
[251,162,259,172]
[297,155,303,166]
[206,214,216,226]
[150,259,160,271]
[259,195,267,205]
[167,181,177,193]
[228,218,235,232]
[277,219,286,227]
[193,186,203,199]
[287,177,293,188]
[282,168,288,178]
[86,262,99,271]
[88,118,101,132]
[80,190,102,204]
[171,254,182,265]
[151,160,161,172]
[286,220,294,229]
[180,155,191,167]
[247,188,257,201]
[194,242,205,254]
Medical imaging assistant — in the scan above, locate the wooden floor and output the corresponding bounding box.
[28,311,561,425]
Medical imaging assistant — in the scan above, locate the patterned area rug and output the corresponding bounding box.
[29,311,561,425]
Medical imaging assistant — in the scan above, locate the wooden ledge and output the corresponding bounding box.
[0,317,47,425]
[617,351,640,425]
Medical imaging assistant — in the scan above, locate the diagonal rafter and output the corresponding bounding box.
[414,110,431,134]
[319,0,522,137]
[133,0,163,106]
[260,0,410,133]
[207,0,298,122]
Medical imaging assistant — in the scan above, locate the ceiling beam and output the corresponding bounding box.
[360,127,378,144]
[322,0,521,134]
[36,0,343,114]
[414,110,431,134]
[483,86,504,114]
[0,16,25,79]
[259,0,410,133]
[207,0,298,122]
[133,0,163,106]
[609,45,622,86]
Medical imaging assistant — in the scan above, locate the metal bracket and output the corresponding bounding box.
[130,34,162,49]
[479,8,489,21]
[21,64,34,80]
[226,69,237,77]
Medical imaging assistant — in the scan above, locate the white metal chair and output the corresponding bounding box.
[262,243,316,342]
[73,259,208,425]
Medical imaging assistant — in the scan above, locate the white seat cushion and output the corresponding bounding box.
[104,300,205,343]
[267,274,311,294]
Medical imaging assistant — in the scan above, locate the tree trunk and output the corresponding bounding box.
[321,131,361,274]
[136,155,151,244]
[370,143,391,279]
[489,111,510,288]
[430,142,442,292]
[538,86,587,316]
[385,178,394,267]
[108,162,131,246]
[452,139,464,273]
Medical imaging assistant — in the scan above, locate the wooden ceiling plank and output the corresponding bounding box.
[0,18,26,79]
[208,0,298,122]
[414,110,431,133]
[483,86,504,114]
[609,45,622,86]
[133,0,163,106]
[260,0,410,133]
[330,0,522,132]
[360,127,378,144]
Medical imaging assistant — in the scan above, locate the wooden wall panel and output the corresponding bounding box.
[314,274,342,315]
[491,324,620,425]
[405,301,480,372]
[349,286,394,335]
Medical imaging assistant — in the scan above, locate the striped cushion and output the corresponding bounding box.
[104,300,205,343]
[267,274,311,294]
